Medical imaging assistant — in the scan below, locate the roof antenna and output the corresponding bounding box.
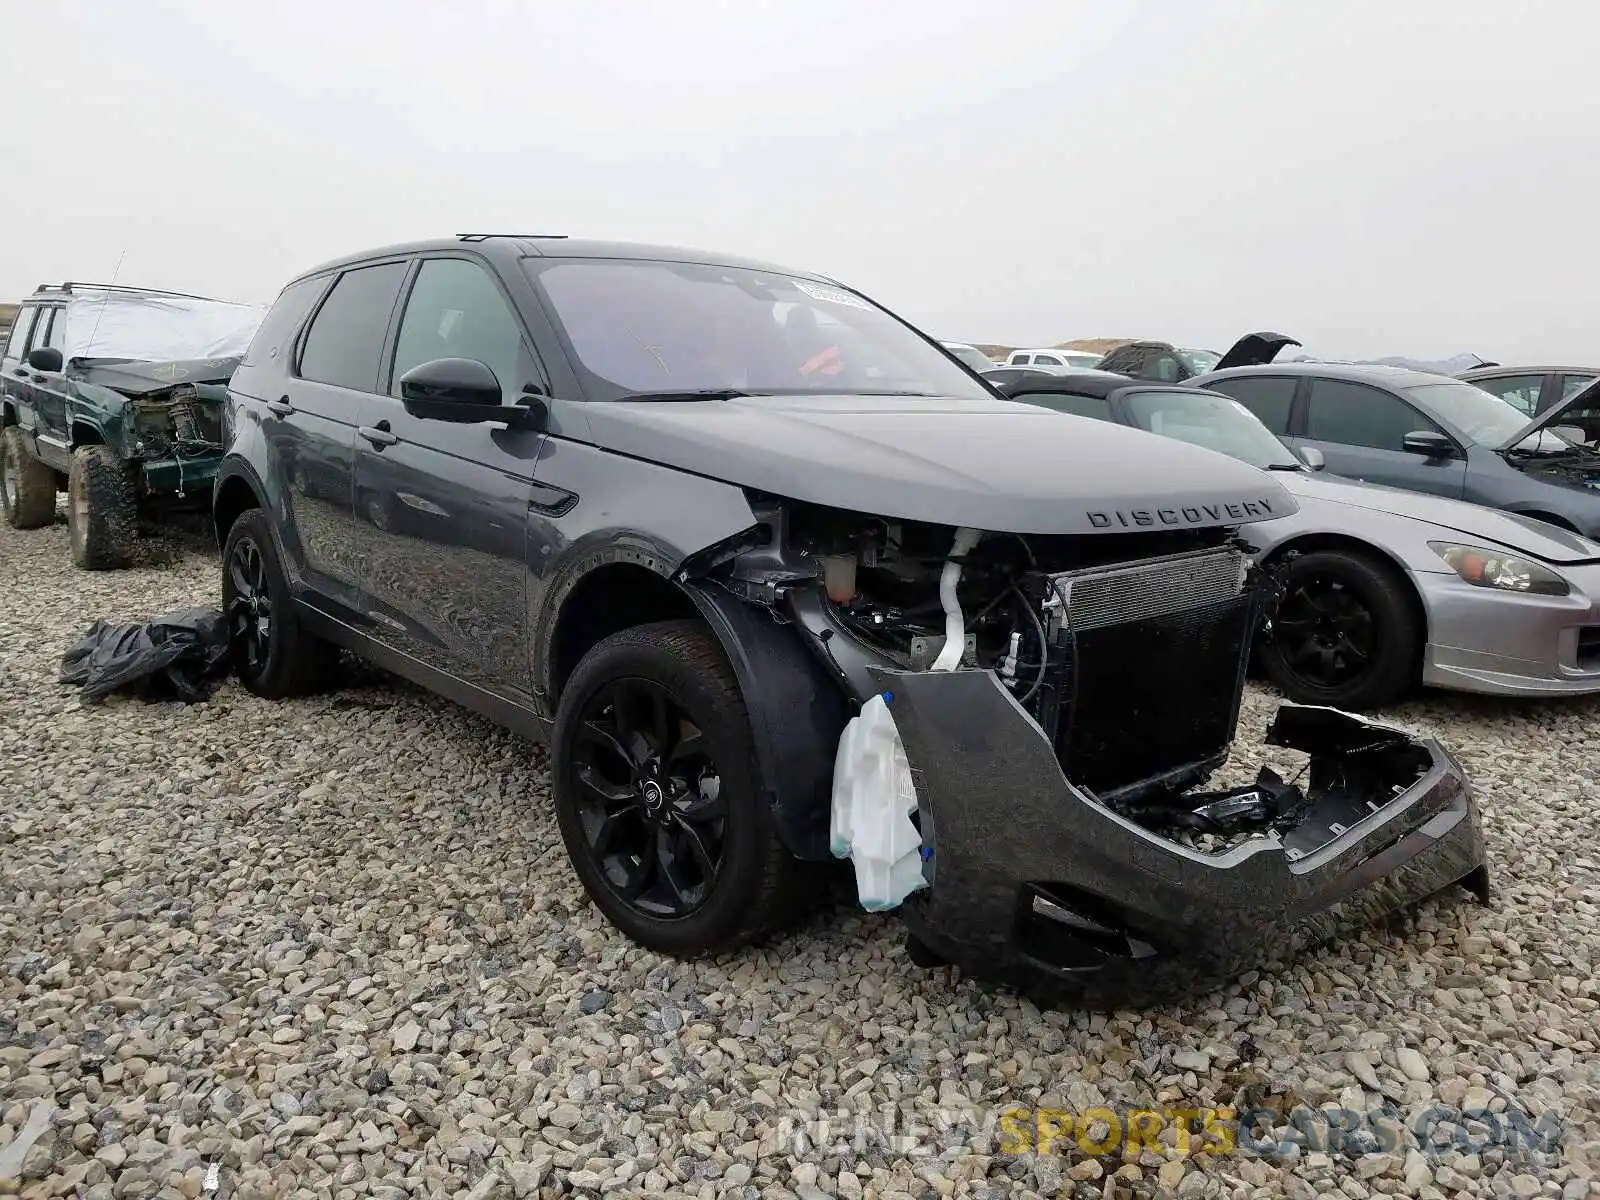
[85,249,126,358]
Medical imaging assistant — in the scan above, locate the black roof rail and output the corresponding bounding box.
[33,281,228,303]
[455,233,569,243]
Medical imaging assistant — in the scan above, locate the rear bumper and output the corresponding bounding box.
[874,667,1488,1004]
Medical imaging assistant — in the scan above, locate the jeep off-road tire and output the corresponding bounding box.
[551,619,802,959]
[67,445,137,569]
[222,508,338,699]
[1,426,57,529]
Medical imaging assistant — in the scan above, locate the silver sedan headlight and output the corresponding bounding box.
[1429,541,1571,596]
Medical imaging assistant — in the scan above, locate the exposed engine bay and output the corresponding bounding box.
[125,382,226,463]
[702,501,1315,844]
[691,496,1467,948]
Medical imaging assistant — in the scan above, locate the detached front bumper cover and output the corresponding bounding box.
[873,667,1490,1004]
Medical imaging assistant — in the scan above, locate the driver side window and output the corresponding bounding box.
[1304,380,1442,451]
[390,259,527,398]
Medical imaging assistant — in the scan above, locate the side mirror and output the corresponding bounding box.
[1298,445,1326,471]
[1402,430,1457,458]
[398,358,542,429]
[26,347,63,373]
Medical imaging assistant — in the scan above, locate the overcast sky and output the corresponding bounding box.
[3,0,1595,361]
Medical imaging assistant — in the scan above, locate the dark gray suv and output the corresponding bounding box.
[213,234,1486,1000]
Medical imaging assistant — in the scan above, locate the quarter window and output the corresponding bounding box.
[3,307,37,360]
[389,259,526,397]
[1471,373,1544,415]
[1304,379,1441,451]
[244,276,327,369]
[297,262,408,392]
[1201,376,1297,434]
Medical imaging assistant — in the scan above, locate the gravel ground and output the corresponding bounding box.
[2,515,1598,1200]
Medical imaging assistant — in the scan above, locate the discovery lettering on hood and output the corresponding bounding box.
[1086,497,1279,529]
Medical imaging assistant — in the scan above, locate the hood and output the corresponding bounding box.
[561,393,1299,536]
[70,356,242,395]
[1495,375,1600,451]
[1284,469,1600,564]
[1215,331,1301,371]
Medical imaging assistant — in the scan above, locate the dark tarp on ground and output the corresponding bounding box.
[60,606,231,703]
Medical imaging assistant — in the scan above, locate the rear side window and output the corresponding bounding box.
[1560,373,1598,402]
[242,276,328,370]
[1472,373,1544,415]
[4,307,37,359]
[1304,379,1440,450]
[1203,376,1297,434]
[297,262,408,392]
[1034,354,1063,367]
[1010,390,1112,421]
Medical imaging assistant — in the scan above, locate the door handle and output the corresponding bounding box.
[359,423,398,448]
[266,396,294,417]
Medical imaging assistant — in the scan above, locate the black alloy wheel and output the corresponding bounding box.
[568,676,727,919]
[1260,548,1419,710]
[226,533,273,678]
[551,619,803,958]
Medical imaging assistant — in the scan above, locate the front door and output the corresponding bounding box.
[353,255,545,697]
[1298,378,1468,498]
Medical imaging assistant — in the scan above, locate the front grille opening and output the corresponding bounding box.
[1577,626,1600,667]
[1055,592,1255,796]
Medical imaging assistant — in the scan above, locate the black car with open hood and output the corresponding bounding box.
[211,236,1488,1003]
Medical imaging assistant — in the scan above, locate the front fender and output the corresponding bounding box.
[684,582,852,861]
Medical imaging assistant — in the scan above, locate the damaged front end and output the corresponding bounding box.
[75,359,236,503]
[688,498,1489,1002]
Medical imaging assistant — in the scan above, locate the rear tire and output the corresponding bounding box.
[222,507,337,698]
[67,445,137,569]
[1259,548,1420,710]
[551,619,800,958]
[1,427,57,530]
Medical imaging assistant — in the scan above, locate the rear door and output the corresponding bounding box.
[27,306,73,458]
[352,253,547,696]
[1,305,39,434]
[270,261,408,610]
[1298,377,1468,497]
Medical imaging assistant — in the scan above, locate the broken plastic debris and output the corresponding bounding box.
[829,693,926,910]
[59,606,232,704]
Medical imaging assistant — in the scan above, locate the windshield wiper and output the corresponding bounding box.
[616,389,754,402]
[1264,463,1304,471]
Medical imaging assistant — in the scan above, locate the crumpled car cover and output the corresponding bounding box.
[60,607,231,703]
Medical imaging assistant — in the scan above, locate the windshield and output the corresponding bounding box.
[524,258,994,400]
[1404,381,1579,451]
[1179,348,1222,374]
[945,344,996,373]
[1123,388,1303,470]
[61,293,265,363]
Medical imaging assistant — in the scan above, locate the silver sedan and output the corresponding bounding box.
[995,372,1600,709]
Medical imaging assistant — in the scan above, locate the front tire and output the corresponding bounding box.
[1,427,57,530]
[221,508,336,698]
[67,445,137,569]
[1259,548,1420,710]
[551,619,800,958]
